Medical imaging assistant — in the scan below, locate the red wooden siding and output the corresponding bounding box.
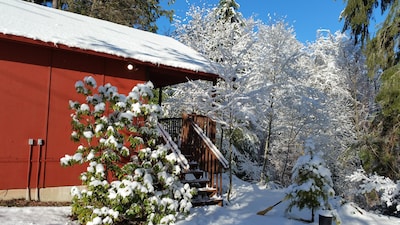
[0,39,147,190]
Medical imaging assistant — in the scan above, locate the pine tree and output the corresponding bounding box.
[25,0,175,32]
[341,0,400,179]
[215,0,242,23]
[285,138,335,223]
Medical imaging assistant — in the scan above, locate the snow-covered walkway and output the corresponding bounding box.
[0,176,398,225]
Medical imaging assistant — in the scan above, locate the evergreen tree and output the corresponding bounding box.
[25,0,175,32]
[341,0,400,179]
[285,138,335,223]
[341,0,399,75]
[215,0,242,23]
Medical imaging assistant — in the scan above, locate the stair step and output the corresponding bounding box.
[161,117,224,207]
[188,161,198,166]
[188,161,199,170]
[182,178,209,184]
[192,197,223,207]
[197,187,218,198]
[183,154,194,159]
[182,170,204,177]
[197,187,217,193]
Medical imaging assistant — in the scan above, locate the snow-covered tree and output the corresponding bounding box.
[169,7,329,187]
[162,80,212,117]
[167,4,374,195]
[243,18,328,185]
[285,138,335,223]
[61,77,195,225]
[215,0,242,24]
[306,30,376,195]
[168,2,260,200]
[347,168,400,216]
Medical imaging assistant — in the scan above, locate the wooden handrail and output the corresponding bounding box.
[183,114,228,197]
[190,121,229,169]
[161,114,228,198]
[157,123,190,170]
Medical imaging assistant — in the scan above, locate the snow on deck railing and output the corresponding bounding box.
[157,123,190,170]
[190,121,229,169]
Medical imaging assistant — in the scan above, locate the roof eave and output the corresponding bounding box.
[0,33,219,87]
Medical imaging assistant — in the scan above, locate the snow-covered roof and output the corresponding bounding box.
[0,0,217,76]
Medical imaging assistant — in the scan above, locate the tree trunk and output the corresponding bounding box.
[281,140,291,184]
[52,0,58,9]
[260,114,273,183]
[311,208,315,223]
[227,138,233,202]
[260,94,275,183]
[281,122,303,185]
[227,116,233,202]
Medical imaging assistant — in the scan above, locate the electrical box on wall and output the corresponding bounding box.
[38,139,44,146]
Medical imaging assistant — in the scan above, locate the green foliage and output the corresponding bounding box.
[231,127,257,157]
[342,0,399,75]
[376,65,400,116]
[69,0,175,32]
[357,113,400,180]
[341,0,380,44]
[215,0,242,23]
[148,88,169,105]
[61,77,194,225]
[26,0,175,32]
[285,139,335,222]
[355,65,400,180]
[342,0,400,181]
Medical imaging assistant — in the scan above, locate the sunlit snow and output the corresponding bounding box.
[0,0,217,75]
[1,176,400,225]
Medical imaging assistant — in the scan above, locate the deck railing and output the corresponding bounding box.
[158,118,182,144]
[157,122,189,170]
[159,114,228,197]
[180,114,229,196]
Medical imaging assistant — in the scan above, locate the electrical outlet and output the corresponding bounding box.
[37,139,44,146]
[28,139,34,146]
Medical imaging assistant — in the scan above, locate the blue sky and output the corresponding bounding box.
[157,0,348,43]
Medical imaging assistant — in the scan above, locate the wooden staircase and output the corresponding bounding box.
[181,157,223,206]
[159,114,229,207]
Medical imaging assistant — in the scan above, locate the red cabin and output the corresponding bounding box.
[0,0,219,201]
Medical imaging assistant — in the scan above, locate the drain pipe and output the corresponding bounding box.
[26,139,34,201]
[36,139,44,201]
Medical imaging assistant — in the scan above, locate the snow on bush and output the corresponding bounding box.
[61,77,195,225]
[285,138,338,223]
[347,168,400,213]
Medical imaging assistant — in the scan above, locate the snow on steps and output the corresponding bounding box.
[181,163,223,207]
[158,118,225,207]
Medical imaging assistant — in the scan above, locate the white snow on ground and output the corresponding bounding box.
[0,206,76,225]
[0,175,399,225]
[0,0,217,75]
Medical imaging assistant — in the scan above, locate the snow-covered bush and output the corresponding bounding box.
[285,138,336,223]
[347,168,400,216]
[61,77,195,225]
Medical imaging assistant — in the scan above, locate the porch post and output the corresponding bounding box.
[158,87,162,106]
